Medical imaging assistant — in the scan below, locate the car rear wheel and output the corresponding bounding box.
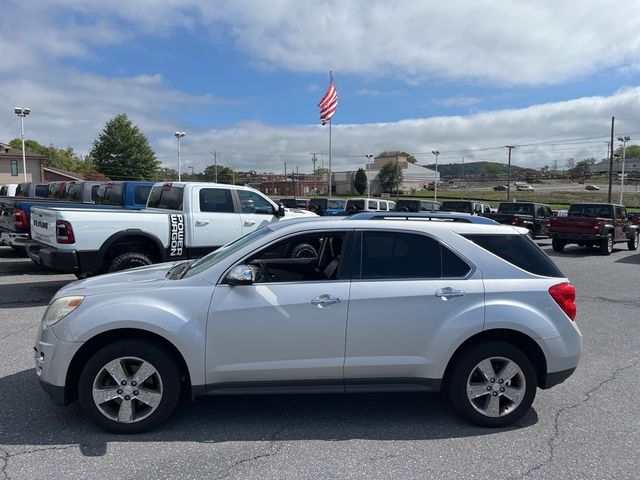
[448,341,537,428]
[552,238,565,252]
[599,233,613,255]
[628,231,639,251]
[78,340,181,433]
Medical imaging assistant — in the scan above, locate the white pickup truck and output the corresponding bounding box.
[26,182,315,277]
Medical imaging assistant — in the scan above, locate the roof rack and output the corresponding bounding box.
[346,211,499,224]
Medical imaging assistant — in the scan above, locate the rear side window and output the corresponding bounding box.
[66,184,82,201]
[134,186,152,205]
[360,231,470,279]
[147,185,184,210]
[34,185,48,197]
[200,188,234,213]
[97,184,124,206]
[91,185,100,202]
[463,234,563,277]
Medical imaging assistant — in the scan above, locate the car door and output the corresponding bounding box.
[344,230,485,389]
[236,189,279,234]
[190,186,242,248]
[206,229,354,388]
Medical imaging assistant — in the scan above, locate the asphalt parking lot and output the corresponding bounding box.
[1,242,639,480]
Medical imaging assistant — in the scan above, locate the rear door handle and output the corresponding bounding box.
[311,294,343,308]
[244,220,256,226]
[435,287,465,301]
[195,220,209,226]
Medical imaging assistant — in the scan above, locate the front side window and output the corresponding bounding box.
[359,231,468,279]
[200,188,234,213]
[245,231,347,283]
[237,190,274,214]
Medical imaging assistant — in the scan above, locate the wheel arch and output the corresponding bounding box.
[442,329,548,390]
[96,230,166,272]
[64,328,192,405]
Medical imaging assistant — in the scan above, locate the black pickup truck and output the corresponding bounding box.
[483,202,553,238]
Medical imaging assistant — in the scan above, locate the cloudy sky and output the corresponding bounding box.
[2,0,640,175]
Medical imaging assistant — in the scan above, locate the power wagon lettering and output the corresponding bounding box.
[169,214,184,256]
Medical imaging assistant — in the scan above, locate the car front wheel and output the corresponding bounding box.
[448,341,537,428]
[78,340,181,433]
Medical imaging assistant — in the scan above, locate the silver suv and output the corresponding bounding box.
[35,219,581,433]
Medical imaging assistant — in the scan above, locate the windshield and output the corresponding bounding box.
[182,227,273,278]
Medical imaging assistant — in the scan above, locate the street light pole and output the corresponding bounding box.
[188,166,195,179]
[431,150,440,202]
[14,107,31,181]
[618,136,631,205]
[174,132,186,181]
[505,145,516,201]
[365,153,373,197]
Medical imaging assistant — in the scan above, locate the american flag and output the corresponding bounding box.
[318,75,338,125]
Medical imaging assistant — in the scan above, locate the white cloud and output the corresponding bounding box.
[436,96,482,107]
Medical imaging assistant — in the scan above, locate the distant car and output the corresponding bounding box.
[585,185,600,191]
[278,198,311,210]
[308,198,347,216]
[516,185,535,192]
[395,199,439,212]
[493,185,508,191]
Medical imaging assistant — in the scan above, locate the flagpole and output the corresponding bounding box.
[328,118,332,198]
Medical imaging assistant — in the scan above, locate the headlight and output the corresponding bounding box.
[43,296,84,327]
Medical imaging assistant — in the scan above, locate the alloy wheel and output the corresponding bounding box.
[466,356,526,418]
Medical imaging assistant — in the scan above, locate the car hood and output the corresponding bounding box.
[54,261,182,299]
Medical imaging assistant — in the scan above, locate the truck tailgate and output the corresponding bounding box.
[550,217,602,233]
[30,208,58,246]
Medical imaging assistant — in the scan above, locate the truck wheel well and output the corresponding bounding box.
[104,235,163,265]
[64,329,191,404]
[442,329,548,389]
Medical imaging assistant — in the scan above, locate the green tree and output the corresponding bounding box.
[9,138,89,172]
[480,163,501,178]
[353,168,367,195]
[377,151,417,163]
[203,164,235,184]
[377,162,402,193]
[90,114,159,180]
[614,144,640,158]
[313,167,330,176]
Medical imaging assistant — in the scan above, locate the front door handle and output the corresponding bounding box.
[435,287,465,301]
[195,220,210,227]
[311,294,343,308]
[244,220,257,227]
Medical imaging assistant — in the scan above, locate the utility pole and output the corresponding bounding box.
[618,135,631,205]
[506,145,516,201]
[431,150,440,202]
[284,162,288,198]
[296,165,300,197]
[210,151,218,183]
[310,153,318,196]
[608,116,615,203]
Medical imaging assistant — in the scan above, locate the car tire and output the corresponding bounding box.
[551,238,565,252]
[78,340,181,434]
[627,231,639,251]
[290,243,318,258]
[599,233,613,255]
[108,252,154,272]
[448,341,537,428]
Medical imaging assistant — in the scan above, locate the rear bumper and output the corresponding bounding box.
[26,240,83,273]
[552,232,604,242]
[0,231,29,248]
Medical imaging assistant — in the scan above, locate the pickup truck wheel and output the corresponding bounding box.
[108,252,154,272]
[448,341,537,428]
[628,231,639,251]
[600,233,613,255]
[551,238,565,252]
[78,340,181,433]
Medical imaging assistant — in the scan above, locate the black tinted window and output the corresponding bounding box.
[361,231,441,279]
[34,185,48,197]
[200,188,234,213]
[442,247,471,277]
[134,186,152,205]
[463,234,563,277]
[568,204,612,218]
[97,184,124,206]
[91,185,100,202]
[66,184,82,201]
[147,185,184,210]
[441,201,473,213]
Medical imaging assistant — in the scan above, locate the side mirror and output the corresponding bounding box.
[275,204,286,217]
[226,265,255,285]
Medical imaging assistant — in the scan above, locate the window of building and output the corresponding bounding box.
[10,160,18,176]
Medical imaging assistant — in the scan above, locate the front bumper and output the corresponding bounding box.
[0,231,29,248]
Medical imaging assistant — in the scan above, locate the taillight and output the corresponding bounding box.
[511,218,518,225]
[56,220,75,244]
[13,209,27,229]
[549,282,576,321]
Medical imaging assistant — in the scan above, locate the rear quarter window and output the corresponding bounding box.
[147,185,184,210]
[463,234,563,277]
[34,185,49,197]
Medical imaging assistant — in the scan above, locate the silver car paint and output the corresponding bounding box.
[37,220,581,395]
